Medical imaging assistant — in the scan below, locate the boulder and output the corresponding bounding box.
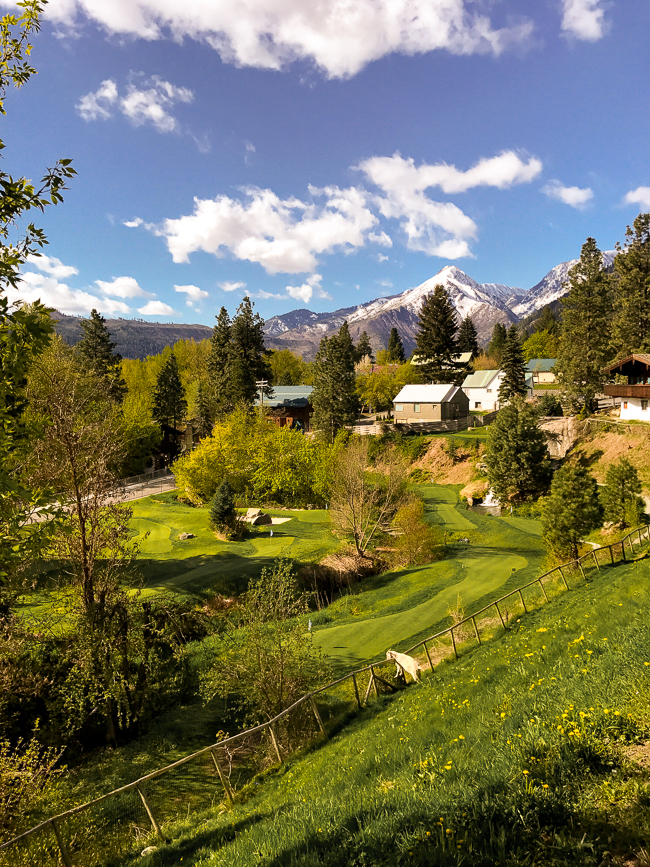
[252,513,272,526]
[245,508,262,521]
[178,532,196,540]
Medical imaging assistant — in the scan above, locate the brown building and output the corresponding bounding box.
[256,385,313,431]
[603,354,650,421]
[392,384,469,423]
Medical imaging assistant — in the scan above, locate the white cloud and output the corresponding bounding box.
[124,217,144,228]
[542,180,593,209]
[77,74,193,133]
[76,78,118,120]
[368,231,392,247]
[150,185,377,274]
[174,283,209,306]
[95,275,153,297]
[138,300,175,315]
[285,273,323,304]
[218,280,247,292]
[561,0,608,41]
[623,187,650,209]
[45,0,534,80]
[358,151,541,258]
[8,271,131,316]
[26,253,79,279]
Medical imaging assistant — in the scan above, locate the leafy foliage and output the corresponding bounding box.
[268,348,307,386]
[485,401,552,503]
[390,499,444,567]
[522,329,559,363]
[541,464,602,560]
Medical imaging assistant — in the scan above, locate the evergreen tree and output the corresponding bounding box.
[152,353,187,429]
[207,307,234,416]
[488,322,508,363]
[311,323,360,443]
[555,238,612,413]
[209,480,236,533]
[484,401,552,503]
[75,309,126,402]
[386,327,405,363]
[611,213,650,356]
[541,465,602,561]
[601,458,643,528]
[498,325,527,404]
[194,383,213,438]
[536,304,559,336]
[230,296,272,406]
[457,315,479,359]
[414,284,459,383]
[355,331,374,364]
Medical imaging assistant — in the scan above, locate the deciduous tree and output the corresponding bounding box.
[601,458,643,528]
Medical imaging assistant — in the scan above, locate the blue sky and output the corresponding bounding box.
[4,0,649,326]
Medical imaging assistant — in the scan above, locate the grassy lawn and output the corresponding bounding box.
[128,494,339,599]
[312,484,546,668]
[104,550,650,867]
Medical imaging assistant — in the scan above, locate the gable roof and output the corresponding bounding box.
[256,385,313,409]
[602,354,650,374]
[462,369,500,389]
[525,358,556,372]
[393,384,463,404]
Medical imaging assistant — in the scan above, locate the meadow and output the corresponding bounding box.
[114,548,650,867]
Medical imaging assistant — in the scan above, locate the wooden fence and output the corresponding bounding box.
[3,524,649,866]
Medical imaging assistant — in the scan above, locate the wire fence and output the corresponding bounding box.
[116,469,175,502]
[2,523,649,866]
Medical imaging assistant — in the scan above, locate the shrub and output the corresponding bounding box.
[391,500,444,567]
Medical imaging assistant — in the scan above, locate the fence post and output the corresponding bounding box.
[210,748,234,806]
[538,578,549,602]
[450,627,458,659]
[363,669,375,704]
[471,616,481,645]
[621,539,626,562]
[592,550,600,571]
[51,819,73,867]
[639,528,643,545]
[137,786,165,841]
[495,601,506,629]
[518,589,527,614]
[268,724,283,763]
[351,672,362,709]
[609,544,614,564]
[310,696,328,739]
[577,559,586,580]
[422,640,434,672]
[558,566,569,590]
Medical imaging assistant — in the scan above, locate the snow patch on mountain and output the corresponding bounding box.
[513,251,615,318]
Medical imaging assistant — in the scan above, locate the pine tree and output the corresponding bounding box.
[386,327,405,363]
[414,284,459,383]
[311,324,360,443]
[457,315,479,359]
[355,331,374,364]
[611,213,650,356]
[484,401,552,503]
[541,465,602,561]
[498,325,527,404]
[207,306,234,416]
[488,322,508,363]
[209,480,236,533]
[536,304,559,336]
[152,352,187,429]
[194,383,213,438]
[555,237,612,413]
[601,458,643,528]
[75,309,126,402]
[230,296,272,406]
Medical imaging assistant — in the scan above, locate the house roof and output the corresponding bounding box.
[393,384,463,404]
[411,351,472,367]
[525,358,556,372]
[462,369,500,389]
[256,385,313,409]
[602,354,650,374]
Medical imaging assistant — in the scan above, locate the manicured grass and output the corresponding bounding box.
[312,485,546,667]
[108,552,650,867]
[129,495,339,599]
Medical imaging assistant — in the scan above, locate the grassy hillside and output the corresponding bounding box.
[112,552,650,867]
[572,421,650,494]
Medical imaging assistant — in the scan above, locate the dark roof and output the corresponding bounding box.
[602,354,650,374]
[257,385,313,409]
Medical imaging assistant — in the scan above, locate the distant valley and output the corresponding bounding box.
[53,252,615,360]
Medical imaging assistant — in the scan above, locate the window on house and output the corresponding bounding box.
[414,404,421,413]
[642,400,648,411]
[474,401,482,409]
[486,388,492,393]
[395,404,403,411]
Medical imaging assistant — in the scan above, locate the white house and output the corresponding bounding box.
[461,369,534,412]
[603,354,650,421]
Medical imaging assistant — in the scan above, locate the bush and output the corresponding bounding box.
[390,500,444,567]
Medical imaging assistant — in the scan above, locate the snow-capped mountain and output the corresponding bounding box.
[512,251,615,318]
